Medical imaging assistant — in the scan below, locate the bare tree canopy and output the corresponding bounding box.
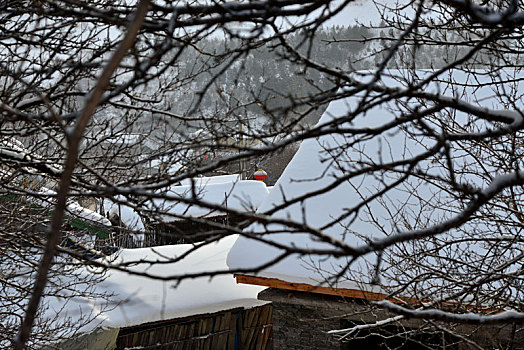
[2,0,524,348]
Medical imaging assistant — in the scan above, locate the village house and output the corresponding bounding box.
[47,235,272,349]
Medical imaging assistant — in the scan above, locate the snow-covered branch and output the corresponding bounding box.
[377,300,524,325]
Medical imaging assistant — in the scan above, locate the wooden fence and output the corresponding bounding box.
[116,304,272,349]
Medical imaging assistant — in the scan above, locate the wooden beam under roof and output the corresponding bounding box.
[234,274,389,301]
[234,274,494,312]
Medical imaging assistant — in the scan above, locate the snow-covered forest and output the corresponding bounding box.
[3,0,524,349]
[109,23,471,136]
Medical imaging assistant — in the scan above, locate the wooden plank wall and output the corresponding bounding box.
[116,304,272,349]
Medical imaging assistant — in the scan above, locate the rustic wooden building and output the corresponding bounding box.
[50,235,272,350]
[232,275,522,349]
[115,304,272,350]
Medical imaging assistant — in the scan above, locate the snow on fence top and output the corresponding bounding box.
[227,70,524,298]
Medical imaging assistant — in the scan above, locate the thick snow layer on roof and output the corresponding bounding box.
[0,138,62,176]
[227,100,395,288]
[97,132,162,151]
[28,187,112,228]
[0,138,110,227]
[152,178,269,221]
[102,197,145,245]
[66,201,112,228]
[45,235,266,333]
[103,197,145,232]
[227,70,524,293]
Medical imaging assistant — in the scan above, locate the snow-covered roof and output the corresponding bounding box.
[227,70,524,294]
[152,177,269,222]
[103,197,144,232]
[97,132,162,151]
[46,235,266,333]
[0,138,62,176]
[0,137,111,228]
[21,186,111,228]
[66,200,112,228]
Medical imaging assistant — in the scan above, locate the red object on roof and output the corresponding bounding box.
[253,169,267,181]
